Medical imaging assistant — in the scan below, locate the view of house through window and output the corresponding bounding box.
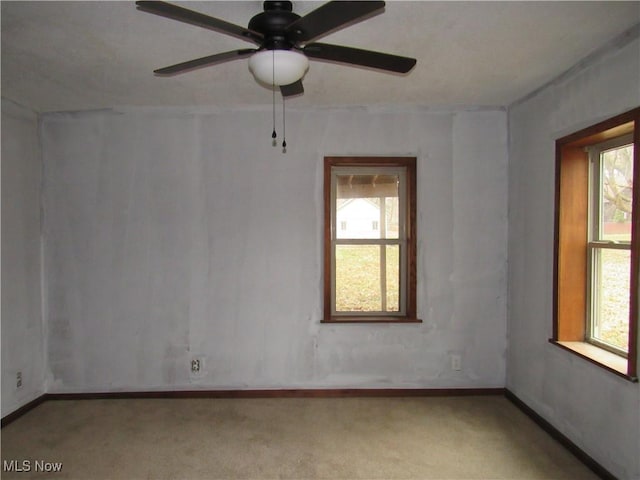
[588,136,633,355]
[323,157,418,323]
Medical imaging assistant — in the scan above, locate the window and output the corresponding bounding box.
[587,135,633,356]
[323,157,419,323]
[552,107,639,381]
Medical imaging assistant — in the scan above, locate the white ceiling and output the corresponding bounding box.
[2,1,639,113]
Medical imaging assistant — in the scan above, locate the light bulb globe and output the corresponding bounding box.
[249,50,309,86]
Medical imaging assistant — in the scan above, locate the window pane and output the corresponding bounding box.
[386,245,400,312]
[385,197,400,239]
[335,245,381,311]
[592,248,630,352]
[601,144,633,242]
[336,174,399,239]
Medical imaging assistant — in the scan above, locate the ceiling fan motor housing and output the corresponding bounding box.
[248,1,301,50]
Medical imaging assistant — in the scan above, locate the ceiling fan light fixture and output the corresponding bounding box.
[249,49,309,86]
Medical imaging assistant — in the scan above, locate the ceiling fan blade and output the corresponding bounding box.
[286,1,385,43]
[136,1,263,44]
[280,80,304,97]
[154,49,257,76]
[304,43,416,74]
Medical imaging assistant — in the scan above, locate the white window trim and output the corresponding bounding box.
[330,166,407,317]
[586,134,633,357]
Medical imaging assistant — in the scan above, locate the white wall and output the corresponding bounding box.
[1,98,46,416]
[507,34,640,480]
[41,107,508,392]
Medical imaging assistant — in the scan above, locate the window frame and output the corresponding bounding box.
[552,107,639,381]
[323,157,420,324]
[586,134,633,357]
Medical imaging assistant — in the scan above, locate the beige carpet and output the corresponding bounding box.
[1,396,598,479]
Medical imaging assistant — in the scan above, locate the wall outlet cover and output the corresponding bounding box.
[450,354,462,371]
[190,355,206,378]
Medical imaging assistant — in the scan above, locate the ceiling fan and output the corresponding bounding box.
[136,1,417,97]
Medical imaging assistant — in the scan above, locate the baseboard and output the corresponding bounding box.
[505,389,616,480]
[44,387,504,400]
[1,387,504,426]
[1,394,48,428]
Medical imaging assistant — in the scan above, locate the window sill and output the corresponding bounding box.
[549,339,637,382]
[322,317,422,324]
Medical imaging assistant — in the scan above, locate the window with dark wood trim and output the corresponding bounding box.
[323,157,420,323]
[552,107,639,381]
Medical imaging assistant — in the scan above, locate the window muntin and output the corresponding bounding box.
[587,136,633,356]
[323,157,419,323]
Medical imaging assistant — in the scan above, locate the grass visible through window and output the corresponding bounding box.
[335,245,399,312]
[596,248,630,350]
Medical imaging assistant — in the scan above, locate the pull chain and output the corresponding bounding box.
[282,94,287,153]
[271,50,277,145]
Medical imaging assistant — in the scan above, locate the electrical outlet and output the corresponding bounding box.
[191,359,201,374]
[190,355,206,379]
[16,371,23,389]
[450,354,462,371]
